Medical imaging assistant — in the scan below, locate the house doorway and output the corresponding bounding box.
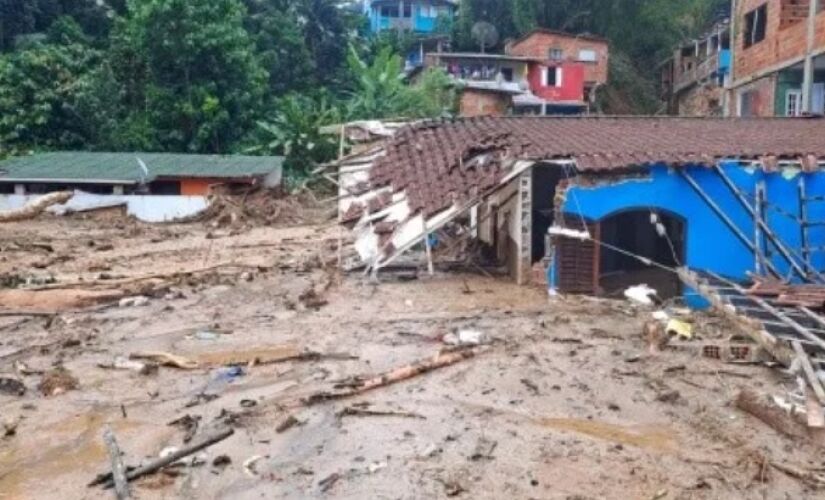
[598,209,685,300]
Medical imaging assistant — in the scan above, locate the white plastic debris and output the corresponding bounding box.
[624,285,657,306]
[651,311,670,321]
[443,329,487,346]
[547,226,590,241]
[367,461,387,473]
[243,455,265,477]
[119,295,150,308]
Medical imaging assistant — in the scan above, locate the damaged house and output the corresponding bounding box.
[337,116,825,308]
[0,152,283,222]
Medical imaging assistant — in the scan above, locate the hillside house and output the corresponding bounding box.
[506,29,609,106]
[730,0,825,116]
[660,19,732,116]
[426,29,609,116]
[364,0,456,34]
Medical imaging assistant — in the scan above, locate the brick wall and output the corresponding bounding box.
[735,0,825,82]
[459,89,511,117]
[507,30,609,85]
[730,75,777,116]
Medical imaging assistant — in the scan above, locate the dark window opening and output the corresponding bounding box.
[721,32,731,50]
[24,183,114,194]
[530,164,565,263]
[546,67,558,86]
[0,183,14,194]
[744,4,767,48]
[149,181,182,195]
[512,104,542,116]
[403,3,412,17]
[549,48,564,61]
[501,67,513,82]
[599,210,685,300]
[380,5,399,17]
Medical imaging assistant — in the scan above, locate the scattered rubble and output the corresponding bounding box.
[37,366,79,396]
[2,213,824,499]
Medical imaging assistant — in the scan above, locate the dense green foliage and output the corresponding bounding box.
[0,0,727,173]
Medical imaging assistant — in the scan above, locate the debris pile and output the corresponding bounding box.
[192,188,328,228]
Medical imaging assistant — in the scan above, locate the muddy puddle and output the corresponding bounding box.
[0,409,152,499]
[538,418,677,453]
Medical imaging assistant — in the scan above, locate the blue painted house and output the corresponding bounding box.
[364,0,457,34]
[340,116,825,310]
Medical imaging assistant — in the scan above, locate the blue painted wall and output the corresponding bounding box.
[556,162,825,305]
[366,1,455,34]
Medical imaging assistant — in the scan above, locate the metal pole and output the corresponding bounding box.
[799,176,811,271]
[755,181,765,275]
[801,0,820,113]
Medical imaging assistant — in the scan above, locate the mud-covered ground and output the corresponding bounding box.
[1,214,823,499]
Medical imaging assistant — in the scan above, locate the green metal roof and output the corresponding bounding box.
[0,152,283,184]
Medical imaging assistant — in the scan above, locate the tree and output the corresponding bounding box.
[0,19,107,151]
[243,0,316,95]
[0,0,38,51]
[111,0,267,153]
[344,46,456,120]
[250,93,341,184]
[293,0,355,87]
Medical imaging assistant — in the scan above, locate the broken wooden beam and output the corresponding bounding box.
[734,388,808,439]
[792,340,825,406]
[92,427,234,489]
[0,191,73,223]
[102,427,131,499]
[303,348,482,405]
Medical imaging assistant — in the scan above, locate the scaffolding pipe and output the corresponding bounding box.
[678,170,782,279]
[710,164,817,282]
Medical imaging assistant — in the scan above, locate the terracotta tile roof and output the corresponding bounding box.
[369,116,825,216]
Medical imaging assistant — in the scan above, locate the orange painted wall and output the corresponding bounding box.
[180,179,214,195]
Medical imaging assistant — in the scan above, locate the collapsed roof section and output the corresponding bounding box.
[337,115,825,270]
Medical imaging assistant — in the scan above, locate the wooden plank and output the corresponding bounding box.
[792,340,825,405]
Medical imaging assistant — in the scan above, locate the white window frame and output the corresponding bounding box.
[542,67,563,87]
[786,89,802,117]
[578,49,597,62]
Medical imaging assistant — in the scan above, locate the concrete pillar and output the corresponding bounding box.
[14,184,25,195]
[113,185,125,195]
[802,0,821,113]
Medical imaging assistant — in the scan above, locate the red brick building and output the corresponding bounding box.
[731,0,825,116]
[507,29,609,104]
[427,29,609,116]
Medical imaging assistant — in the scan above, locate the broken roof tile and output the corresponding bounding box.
[368,116,825,218]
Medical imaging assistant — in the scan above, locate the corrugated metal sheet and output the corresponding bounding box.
[0,152,283,183]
